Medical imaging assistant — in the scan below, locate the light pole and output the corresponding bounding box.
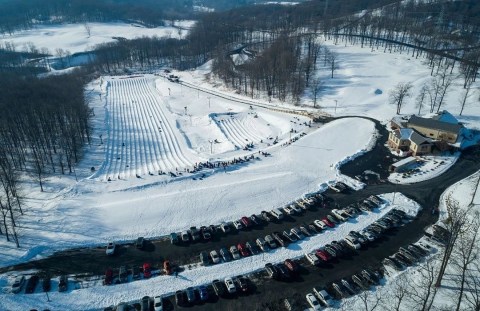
[209,140,214,154]
[334,99,338,114]
[208,97,211,109]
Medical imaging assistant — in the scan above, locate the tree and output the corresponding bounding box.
[327,51,339,78]
[310,77,323,108]
[435,196,468,288]
[459,80,474,116]
[416,84,428,115]
[389,82,413,114]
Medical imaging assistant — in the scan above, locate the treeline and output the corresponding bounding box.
[0,72,91,246]
[0,0,194,34]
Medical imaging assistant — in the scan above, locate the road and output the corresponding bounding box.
[2,118,480,311]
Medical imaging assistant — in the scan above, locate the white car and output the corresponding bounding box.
[283,205,295,215]
[210,250,221,264]
[256,238,269,252]
[224,277,236,293]
[306,293,322,310]
[314,288,334,307]
[106,242,116,256]
[290,204,302,213]
[230,245,241,260]
[153,295,163,311]
[305,252,320,265]
[314,219,327,230]
[233,220,243,230]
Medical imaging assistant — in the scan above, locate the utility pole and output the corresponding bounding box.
[334,100,338,114]
[208,97,211,109]
[209,140,213,154]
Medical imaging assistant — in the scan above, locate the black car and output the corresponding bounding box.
[212,279,227,297]
[236,275,249,293]
[201,226,212,240]
[175,290,185,306]
[25,275,39,294]
[265,263,279,279]
[58,275,68,292]
[272,232,286,247]
[261,211,272,222]
[246,241,260,255]
[170,232,179,244]
[136,237,145,249]
[42,276,51,292]
[276,263,291,280]
[250,214,262,225]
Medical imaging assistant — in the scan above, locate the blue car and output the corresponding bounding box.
[199,285,209,301]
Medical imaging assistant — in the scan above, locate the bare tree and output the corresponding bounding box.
[452,211,480,311]
[436,196,468,287]
[409,258,440,311]
[416,84,429,115]
[465,260,480,311]
[459,80,474,116]
[389,82,413,114]
[389,274,411,311]
[327,51,339,78]
[310,77,323,108]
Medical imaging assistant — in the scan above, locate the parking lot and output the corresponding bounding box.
[4,121,480,310]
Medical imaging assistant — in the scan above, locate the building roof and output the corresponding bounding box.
[432,110,459,124]
[408,115,463,134]
[410,131,431,145]
[393,128,413,140]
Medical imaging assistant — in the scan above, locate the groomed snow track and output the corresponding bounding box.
[214,115,267,149]
[99,77,198,181]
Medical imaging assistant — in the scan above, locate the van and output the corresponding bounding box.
[270,208,284,220]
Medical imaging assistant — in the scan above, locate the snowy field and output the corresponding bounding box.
[0,22,479,311]
[0,21,193,54]
[0,193,419,311]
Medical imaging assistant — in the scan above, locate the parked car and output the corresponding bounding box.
[135,237,145,249]
[237,242,250,257]
[250,214,261,225]
[246,241,260,255]
[200,251,209,265]
[284,259,300,274]
[261,211,272,221]
[276,263,291,279]
[25,275,39,294]
[224,277,236,294]
[230,245,241,260]
[201,226,212,240]
[283,205,296,215]
[170,232,179,244]
[210,250,221,264]
[313,288,334,307]
[344,237,361,250]
[256,237,269,252]
[58,275,68,292]
[118,266,128,283]
[315,249,330,262]
[290,203,302,213]
[140,296,151,311]
[236,275,249,292]
[220,247,232,262]
[314,219,327,230]
[291,227,305,240]
[305,252,320,265]
[233,220,243,230]
[185,287,196,303]
[11,275,25,294]
[153,296,163,311]
[212,279,227,297]
[322,217,335,228]
[306,293,322,310]
[240,216,252,227]
[199,285,209,301]
[189,226,201,241]
[265,235,277,249]
[220,222,232,233]
[283,230,297,242]
[181,230,190,242]
[299,225,312,236]
[265,263,279,279]
[143,263,152,278]
[272,231,287,247]
[270,208,284,220]
[175,290,185,306]
[42,276,51,292]
[106,242,116,256]
[104,268,113,285]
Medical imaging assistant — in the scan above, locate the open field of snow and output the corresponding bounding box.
[0,21,192,54]
[0,193,419,310]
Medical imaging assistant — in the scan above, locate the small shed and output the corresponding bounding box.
[389,156,417,172]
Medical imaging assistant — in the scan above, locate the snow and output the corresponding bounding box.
[0,193,420,310]
[0,23,479,311]
[388,153,460,184]
[0,21,191,54]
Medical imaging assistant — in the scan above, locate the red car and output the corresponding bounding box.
[104,268,113,285]
[284,259,299,273]
[315,249,330,262]
[143,263,152,278]
[322,217,335,228]
[237,243,251,257]
[240,216,252,227]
